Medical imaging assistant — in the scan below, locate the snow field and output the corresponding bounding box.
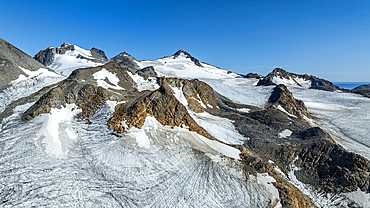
[93,68,125,90]
[127,71,160,92]
[48,46,103,76]
[136,53,238,79]
[271,76,311,88]
[36,104,82,158]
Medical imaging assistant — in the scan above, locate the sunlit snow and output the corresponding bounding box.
[93,68,125,90]
[278,129,292,138]
[48,46,103,76]
[136,53,238,79]
[36,104,82,158]
[127,71,159,92]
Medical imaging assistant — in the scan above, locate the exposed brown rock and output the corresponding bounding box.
[22,62,134,121]
[108,52,140,72]
[22,79,112,120]
[157,77,220,114]
[108,84,211,139]
[68,62,136,91]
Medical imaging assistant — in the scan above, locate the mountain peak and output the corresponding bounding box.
[172,49,203,67]
[34,43,107,71]
[61,42,73,48]
[109,52,139,72]
[172,49,188,57]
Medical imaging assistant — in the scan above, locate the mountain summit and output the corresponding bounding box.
[34,43,107,76]
[172,49,203,67]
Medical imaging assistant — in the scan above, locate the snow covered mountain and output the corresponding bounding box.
[1,40,370,207]
[257,68,344,91]
[134,49,239,79]
[34,43,107,76]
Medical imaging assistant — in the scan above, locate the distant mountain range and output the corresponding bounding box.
[1,38,369,207]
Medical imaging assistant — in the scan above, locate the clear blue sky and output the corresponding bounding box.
[1,0,369,82]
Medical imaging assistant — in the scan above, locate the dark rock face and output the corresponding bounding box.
[242,73,263,79]
[352,84,370,98]
[279,139,370,194]
[90,48,108,63]
[309,76,342,92]
[0,38,49,89]
[266,84,311,119]
[257,68,342,91]
[34,43,108,66]
[173,49,203,67]
[135,66,157,79]
[109,52,140,72]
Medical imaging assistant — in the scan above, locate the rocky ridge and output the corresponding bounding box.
[266,84,311,119]
[257,68,343,92]
[108,52,140,72]
[352,84,370,98]
[0,38,50,90]
[22,62,135,121]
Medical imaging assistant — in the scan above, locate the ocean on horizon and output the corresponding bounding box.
[334,82,369,90]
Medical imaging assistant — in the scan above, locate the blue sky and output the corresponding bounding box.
[1,0,369,82]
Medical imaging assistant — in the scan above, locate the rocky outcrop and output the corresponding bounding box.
[34,43,108,66]
[109,52,140,72]
[209,84,369,205]
[68,62,136,91]
[352,84,370,98]
[240,153,315,207]
[108,77,220,136]
[90,47,108,63]
[257,68,342,91]
[277,138,370,194]
[173,49,203,67]
[242,73,263,79]
[0,38,50,90]
[22,79,110,120]
[22,62,134,120]
[108,84,211,139]
[135,66,157,79]
[157,77,220,113]
[266,84,311,119]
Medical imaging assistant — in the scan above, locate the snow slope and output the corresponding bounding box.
[136,52,239,79]
[0,66,64,114]
[48,45,104,76]
[0,101,274,207]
